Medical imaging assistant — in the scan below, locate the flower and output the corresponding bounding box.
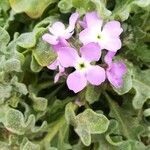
[47,59,65,83]
[79,11,123,52]
[47,39,69,83]
[42,12,79,45]
[57,43,106,93]
[104,51,127,88]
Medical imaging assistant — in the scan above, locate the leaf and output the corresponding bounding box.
[112,0,150,21]
[32,30,57,66]
[4,58,22,72]
[105,92,144,141]
[3,107,47,135]
[21,138,40,150]
[132,69,150,109]
[143,108,150,117]
[29,93,48,111]
[11,76,28,95]
[0,141,10,150]
[0,84,12,104]
[30,55,42,72]
[57,123,72,150]
[9,0,58,18]
[91,0,112,19]
[0,0,10,12]
[72,0,95,14]
[65,103,109,146]
[0,26,10,50]
[85,85,101,104]
[65,102,76,125]
[58,0,73,13]
[4,108,26,135]
[133,0,150,8]
[17,32,36,48]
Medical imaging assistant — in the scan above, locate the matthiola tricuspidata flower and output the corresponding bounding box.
[57,43,106,93]
[42,11,127,93]
[47,39,69,83]
[104,51,127,88]
[79,12,123,52]
[42,13,79,82]
[42,12,79,45]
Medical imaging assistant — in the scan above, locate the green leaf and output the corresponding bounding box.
[143,108,150,117]
[0,26,10,50]
[91,0,112,19]
[30,55,42,72]
[3,107,47,135]
[4,108,26,135]
[85,85,101,104]
[75,109,109,146]
[132,69,150,109]
[65,104,109,146]
[11,76,28,95]
[72,0,95,14]
[32,31,57,66]
[58,0,73,13]
[9,0,58,18]
[17,32,36,48]
[105,92,144,141]
[4,58,22,72]
[0,0,10,12]
[0,141,10,150]
[0,84,12,104]
[65,102,77,126]
[57,123,72,150]
[112,0,150,21]
[133,0,150,8]
[29,93,48,111]
[21,138,40,150]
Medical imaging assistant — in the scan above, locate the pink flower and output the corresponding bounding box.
[105,51,127,88]
[57,43,106,93]
[79,12,123,52]
[42,12,79,45]
[47,39,69,83]
[47,59,65,83]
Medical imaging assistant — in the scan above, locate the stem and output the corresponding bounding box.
[22,49,31,55]
[37,81,56,90]
[45,84,64,100]
[44,116,65,143]
[104,91,130,139]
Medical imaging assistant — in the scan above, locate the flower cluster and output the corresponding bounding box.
[42,12,127,93]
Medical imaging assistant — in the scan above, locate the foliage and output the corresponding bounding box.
[0,0,149,149]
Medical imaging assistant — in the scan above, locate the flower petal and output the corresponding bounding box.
[85,11,103,29]
[100,37,122,52]
[47,59,58,70]
[67,71,87,93]
[49,22,65,36]
[79,28,97,45]
[57,47,79,67]
[54,70,65,83]
[80,43,101,62]
[86,66,106,85]
[42,33,58,45]
[107,62,127,88]
[104,51,116,65]
[102,21,123,38]
[63,12,79,39]
[52,38,70,51]
[79,16,87,28]
[67,12,79,32]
